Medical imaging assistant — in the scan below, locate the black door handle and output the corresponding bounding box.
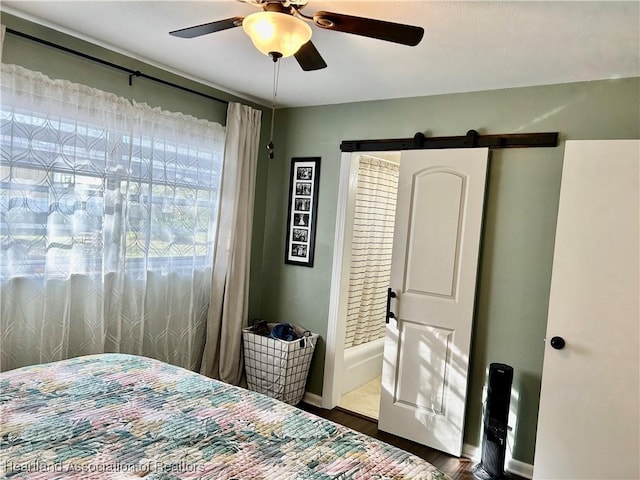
[550,336,566,350]
[386,288,396,324]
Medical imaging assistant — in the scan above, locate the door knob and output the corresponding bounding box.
[550,336,566,350]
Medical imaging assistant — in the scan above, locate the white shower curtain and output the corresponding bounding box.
[344,156,399,348]
[0,64,226,372]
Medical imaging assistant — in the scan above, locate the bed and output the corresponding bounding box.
[0,354,450,479]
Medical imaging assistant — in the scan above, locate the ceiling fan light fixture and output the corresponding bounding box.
[242,11,312,58]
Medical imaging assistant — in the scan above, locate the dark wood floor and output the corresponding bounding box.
[299,403,525,480]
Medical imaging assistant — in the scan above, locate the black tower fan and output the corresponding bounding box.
[473,363,514,480]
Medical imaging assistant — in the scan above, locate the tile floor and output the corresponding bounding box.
[338,375,381,420]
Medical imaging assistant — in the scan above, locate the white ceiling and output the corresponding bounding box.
[2,1,639,108]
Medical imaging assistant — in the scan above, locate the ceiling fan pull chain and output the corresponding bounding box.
[267,52,282,159]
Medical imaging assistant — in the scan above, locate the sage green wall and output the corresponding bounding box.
[1,12,271,320]
[259,77,640,464]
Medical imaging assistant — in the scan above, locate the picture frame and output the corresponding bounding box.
[285,157,321,267]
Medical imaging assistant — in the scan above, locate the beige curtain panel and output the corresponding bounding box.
[200,102,262,385]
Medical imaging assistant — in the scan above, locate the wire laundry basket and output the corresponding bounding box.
[242,323,318,405]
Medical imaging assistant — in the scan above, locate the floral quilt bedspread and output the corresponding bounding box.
[0,354,450,479]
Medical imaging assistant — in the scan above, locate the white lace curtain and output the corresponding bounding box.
[344,155,399,348]
[0,64,226,372]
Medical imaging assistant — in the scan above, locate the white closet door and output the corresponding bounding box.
[534,140,640,480]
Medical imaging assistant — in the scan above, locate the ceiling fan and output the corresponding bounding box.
[169,0,425,71]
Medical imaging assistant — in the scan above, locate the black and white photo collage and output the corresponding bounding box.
[289,163,315,261]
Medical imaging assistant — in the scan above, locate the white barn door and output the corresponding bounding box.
[533,140,640,479]
[378,148,488,456]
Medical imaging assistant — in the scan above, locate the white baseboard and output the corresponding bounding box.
[462,443,534,479]
[507,457,534,479]
[462,443,480,461]
[302,391,323,408]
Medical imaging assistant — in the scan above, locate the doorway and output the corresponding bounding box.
[323,151,400,419]
[324,148,489,457]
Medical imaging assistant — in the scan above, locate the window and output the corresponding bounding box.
[0,84,224,280]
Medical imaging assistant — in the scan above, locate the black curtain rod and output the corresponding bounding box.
[5,27,229,106]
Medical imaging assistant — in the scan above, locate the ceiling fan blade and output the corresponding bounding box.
[294,41,327,71]
[169,17,244,38]
[313,11,424,46]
